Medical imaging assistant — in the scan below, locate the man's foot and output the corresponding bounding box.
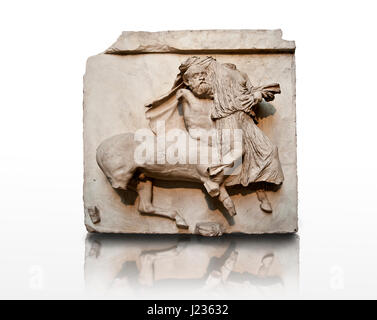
[256,189,273,213]
[260,199,273,213]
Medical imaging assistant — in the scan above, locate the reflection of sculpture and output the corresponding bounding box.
[96,56,284,229]
[85,235,299,298]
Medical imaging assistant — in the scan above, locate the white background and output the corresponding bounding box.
[0,0,376,299]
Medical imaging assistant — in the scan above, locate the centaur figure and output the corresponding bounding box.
[96,56,284,228]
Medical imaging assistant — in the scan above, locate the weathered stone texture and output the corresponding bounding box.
[83,30,297,234]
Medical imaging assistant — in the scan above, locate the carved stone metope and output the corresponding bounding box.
[83,30,297,234]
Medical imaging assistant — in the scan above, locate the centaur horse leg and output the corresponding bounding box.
[137,178,189,228]
[219,184,236,216]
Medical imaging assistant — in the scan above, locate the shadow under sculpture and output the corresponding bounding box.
[96,56,284,232]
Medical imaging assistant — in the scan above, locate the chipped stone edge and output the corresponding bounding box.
[105,29,295,55]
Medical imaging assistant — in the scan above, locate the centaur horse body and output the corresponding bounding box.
[96,56,284,228]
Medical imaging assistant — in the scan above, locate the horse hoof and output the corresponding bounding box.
[228,207,237,217]
[175,214,189,229]
[208,189,220,197]
[223,198,237,216]
[260,200,273,213]
[204,181,220,197]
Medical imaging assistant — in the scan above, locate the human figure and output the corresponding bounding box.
[147,56,284,213]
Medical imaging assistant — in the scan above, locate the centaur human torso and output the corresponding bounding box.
[96,56,284,229]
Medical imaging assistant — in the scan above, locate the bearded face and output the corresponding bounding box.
[183,65,213,99]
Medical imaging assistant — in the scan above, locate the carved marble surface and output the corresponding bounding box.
[83,30,297,234]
